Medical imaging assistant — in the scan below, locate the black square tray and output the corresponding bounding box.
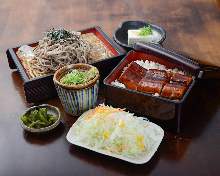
[6,26,125,103]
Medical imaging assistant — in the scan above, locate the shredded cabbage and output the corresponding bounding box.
[72,105,159,159]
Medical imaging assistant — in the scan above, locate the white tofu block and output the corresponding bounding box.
[128,29,161,46]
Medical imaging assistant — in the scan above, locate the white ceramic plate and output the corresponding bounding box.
[66,110,164,164]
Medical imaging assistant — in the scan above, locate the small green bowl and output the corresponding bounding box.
[20,104,61,133]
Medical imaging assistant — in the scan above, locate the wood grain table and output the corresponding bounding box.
[0,0,220,176]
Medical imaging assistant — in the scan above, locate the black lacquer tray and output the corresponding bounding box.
[6,26,125,103]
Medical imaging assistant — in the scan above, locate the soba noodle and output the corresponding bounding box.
[17,28,114,78]
[30,29,90,75]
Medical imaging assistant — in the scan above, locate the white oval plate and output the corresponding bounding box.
[66,110,164,164]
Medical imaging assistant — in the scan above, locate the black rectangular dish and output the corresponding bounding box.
[6,26,125,103]
[104,43,202,132]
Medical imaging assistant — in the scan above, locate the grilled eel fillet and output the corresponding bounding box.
[118,61,192,99]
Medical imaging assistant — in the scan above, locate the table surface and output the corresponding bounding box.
[0,0,220,176]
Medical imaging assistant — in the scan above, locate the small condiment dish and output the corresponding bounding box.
[20,104,61,133]
[113,20,166,51]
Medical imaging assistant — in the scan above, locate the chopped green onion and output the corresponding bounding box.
[60,67,98,85]
[138,25,153,36]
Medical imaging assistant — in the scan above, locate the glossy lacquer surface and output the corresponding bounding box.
[0,0,220,176]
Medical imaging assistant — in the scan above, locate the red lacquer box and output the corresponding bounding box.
[6,26,125,103]
[104,43,202,132]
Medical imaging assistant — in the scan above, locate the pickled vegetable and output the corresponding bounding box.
[21,107,57,129]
